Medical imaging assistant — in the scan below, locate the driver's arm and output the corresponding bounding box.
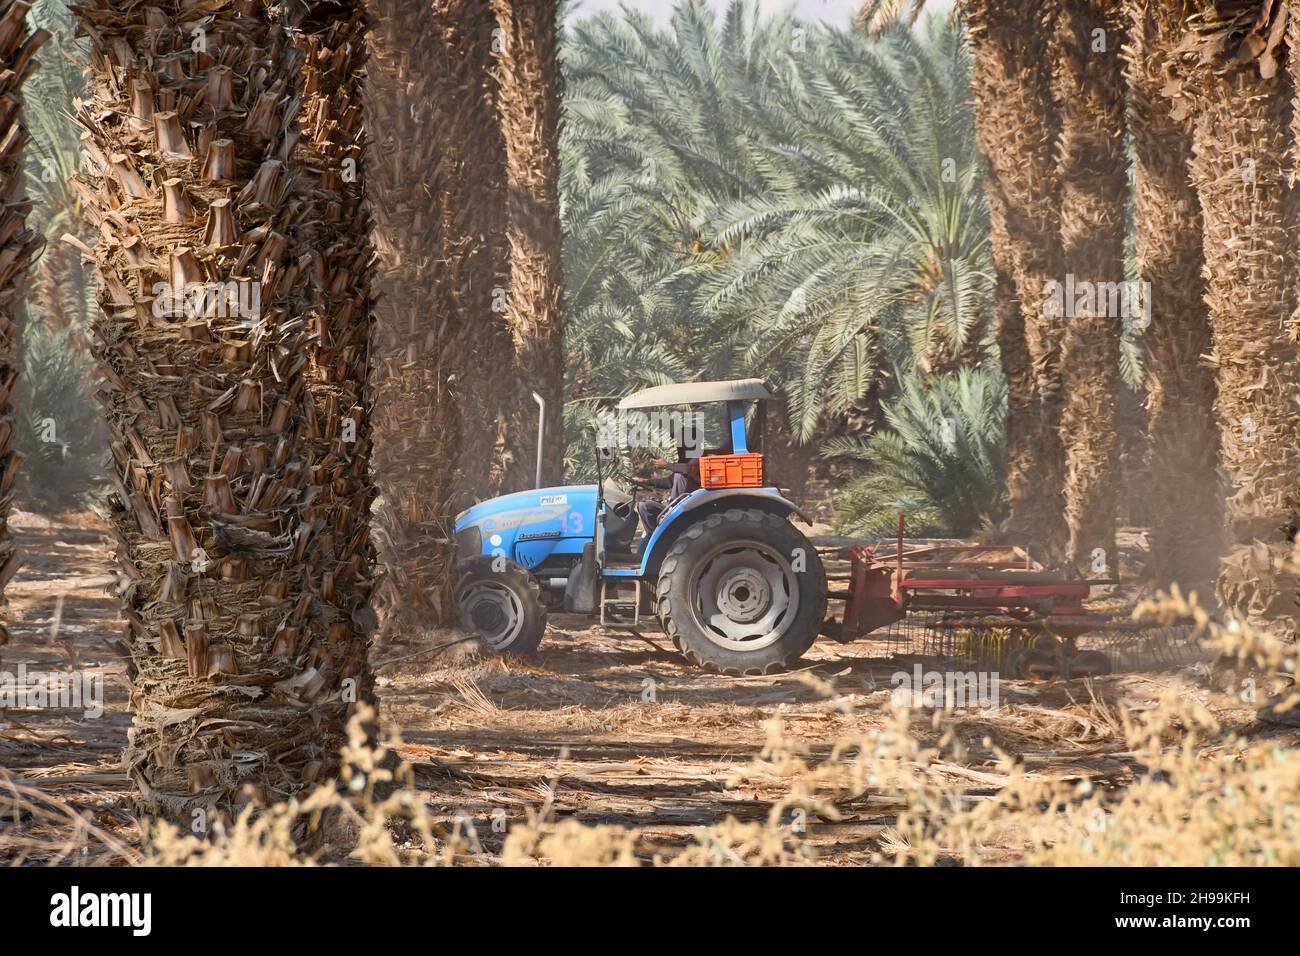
[632,460,672,489]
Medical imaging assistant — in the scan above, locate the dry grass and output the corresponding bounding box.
[6,517,1300,867]
[0,770,141,866]
[8,595,1296,867]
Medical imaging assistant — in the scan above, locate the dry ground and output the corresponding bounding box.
[0,513,1289,864]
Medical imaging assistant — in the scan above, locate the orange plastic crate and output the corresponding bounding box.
[699,453,764,489]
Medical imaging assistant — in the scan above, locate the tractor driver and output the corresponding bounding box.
[632,447,700,534]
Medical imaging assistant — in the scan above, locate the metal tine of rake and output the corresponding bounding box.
[1102,623,1201,671]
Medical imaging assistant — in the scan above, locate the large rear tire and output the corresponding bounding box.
[656,508,826,675]
[456,557,547,656]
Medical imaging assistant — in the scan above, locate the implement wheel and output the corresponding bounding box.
[656,508,827,676]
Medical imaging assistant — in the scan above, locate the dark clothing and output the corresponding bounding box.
[637,497,668,535]
[636,462,699,534]
[643,460,699,492]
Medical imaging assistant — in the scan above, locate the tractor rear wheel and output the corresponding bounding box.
[456,557,547,656]
[656,508,827,675]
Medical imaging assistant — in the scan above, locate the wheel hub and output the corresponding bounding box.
[690,542,799,651]
[458,581,524,650]
[715,567,770,623]
[470,599,507,633]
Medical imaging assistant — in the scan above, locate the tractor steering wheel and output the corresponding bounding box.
[621,473,655,512]
[602,471,640,507]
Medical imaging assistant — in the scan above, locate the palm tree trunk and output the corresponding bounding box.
[1126,0,1221,596]
[1051,0,1129,571]
[964,0,1070,561]
[365,0,507,635]
[489,0,565,492]
[991,266,1039,529]
[33,239,94,336]
[285,2,378,683]
[1170,1,1300,635]
[73,0,375,821]
[0,2,46,636]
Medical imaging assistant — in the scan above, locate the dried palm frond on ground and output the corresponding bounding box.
[0,769,140,866]
[131,622,1300,867]
[4,516,1299,867]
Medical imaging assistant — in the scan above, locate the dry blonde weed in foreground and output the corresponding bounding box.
[5,587,1300,866]
[724,599,1300,866]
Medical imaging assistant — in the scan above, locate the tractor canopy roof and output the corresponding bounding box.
[618,378,773,410]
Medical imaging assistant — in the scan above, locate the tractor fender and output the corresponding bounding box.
[636,488,813,579]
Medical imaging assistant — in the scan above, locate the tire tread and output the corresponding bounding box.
[656,508,826,676]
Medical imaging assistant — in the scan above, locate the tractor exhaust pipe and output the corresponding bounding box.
[532,390,545,489]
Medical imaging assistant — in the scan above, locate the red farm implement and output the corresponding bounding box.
[820,518,1193,678]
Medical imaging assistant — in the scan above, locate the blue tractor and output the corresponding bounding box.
[453,380,828,675]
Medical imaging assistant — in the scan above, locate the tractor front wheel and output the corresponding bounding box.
[656,509,827,675]
[456,557,547,656]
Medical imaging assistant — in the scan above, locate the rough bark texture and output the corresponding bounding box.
[0,3,48,635]
[365,0,506,635]
[72,0,375,821]
[1168,0,1300,635]
[33,237,94,337]
[1126,0,1221,596]
[1051,0,1128,571]
[1114,380,1151,527]
[489,0,565,493]
[963,0,1069,562]
[991,265,1037,530]
[285,1,377,684]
